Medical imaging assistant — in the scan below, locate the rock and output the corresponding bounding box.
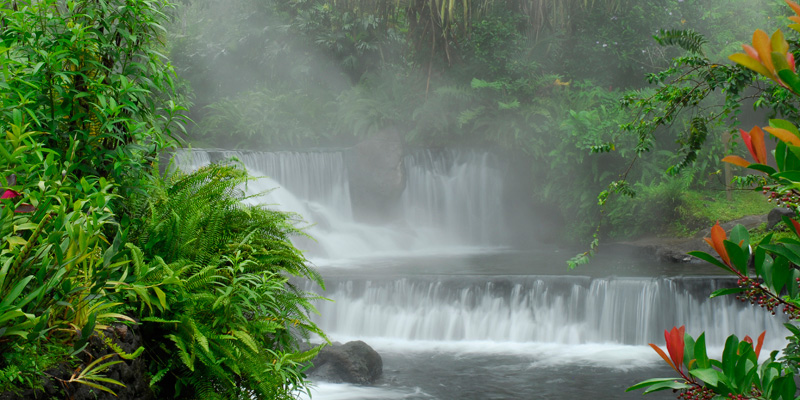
[345,128,405,223]
[615,214,769,264]
[767,207,794,230]
[308,341,382,384]
[0,323,155,400]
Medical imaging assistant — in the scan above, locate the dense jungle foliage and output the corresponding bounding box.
[4,0,800,399]
[169,0,787,241]
[0,1,324,398]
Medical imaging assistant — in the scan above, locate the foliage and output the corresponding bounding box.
[0,0,186,185]
[630,2,800,398]
[123,162,325,399]
[0,1,329,398]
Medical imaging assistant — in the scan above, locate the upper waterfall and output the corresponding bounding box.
[174,148,511,263]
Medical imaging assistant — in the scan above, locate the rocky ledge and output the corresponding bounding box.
[614,214,770,264]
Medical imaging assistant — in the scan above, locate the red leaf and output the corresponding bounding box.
[665,326,686,373]
[755,331,766,359]
[791,219,800,238]
[649,343,679,374]
[1,189,19,199]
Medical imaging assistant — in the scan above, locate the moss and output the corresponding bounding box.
[671,189,773,237]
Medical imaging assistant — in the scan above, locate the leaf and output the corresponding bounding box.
[722,335,739,379]
[765,127,800,146]
[626,378,687,392]
[723,240,748,275]
[694,333,710,369]
[643,380,692,394]
[687,251,731,272]
[729,53,772,77]
[721,155,750,168]
[710,287,746,298]
[689,367,724,387]
[152,286,167,310]
[747,163,777,175]
[649,343,679,373]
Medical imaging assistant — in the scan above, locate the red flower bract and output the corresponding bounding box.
[649,325,686,376]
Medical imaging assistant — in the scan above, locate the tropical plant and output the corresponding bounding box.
[0,0,187,396]
[123,162,326,399]
[629,2,800,398]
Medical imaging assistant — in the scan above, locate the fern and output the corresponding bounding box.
[653,29,707,55]
[125,163,327,399]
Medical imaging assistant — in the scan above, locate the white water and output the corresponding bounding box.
[177,148,784,399]
[310,275,785,349]
[175,149,508,264]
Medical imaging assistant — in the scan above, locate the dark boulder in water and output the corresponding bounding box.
[308,340,383,384]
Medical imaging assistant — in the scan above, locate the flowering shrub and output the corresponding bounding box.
[629,1,800,398]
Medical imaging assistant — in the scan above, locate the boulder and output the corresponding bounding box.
[767,207,794,230]
[345,128,405,223]
[308,341,382,384]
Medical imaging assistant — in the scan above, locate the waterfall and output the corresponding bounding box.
[308,275,785,348]
[174,148,510,262]
[402,150,507,245]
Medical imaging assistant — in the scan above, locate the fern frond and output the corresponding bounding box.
[653,29,707,55]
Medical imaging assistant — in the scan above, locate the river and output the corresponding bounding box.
[177,148,785,400]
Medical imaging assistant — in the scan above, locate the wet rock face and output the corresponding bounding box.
[0,324,154,400]
[308,340,383,385]
[345,128,405,223]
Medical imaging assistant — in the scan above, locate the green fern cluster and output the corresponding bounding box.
[124,162,326,399]
[653,29,708,55]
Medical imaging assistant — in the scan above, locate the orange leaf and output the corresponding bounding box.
[755,331,766,358]
[743,44,760,60]
[751,126,768,163]
[710,222,731,267]
[787,0,800,16]
[764,126,800,146]
[649,343,680,374]
[722,155,750,168]
[753,29,775,74]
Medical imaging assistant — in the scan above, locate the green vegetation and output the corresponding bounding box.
[168,0,781,243]
[0,1,323,398]
[631,2,800,398]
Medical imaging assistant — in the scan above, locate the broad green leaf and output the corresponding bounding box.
[747,163,777,175]
[688,251,731,272]
[722,335,739,379]
[723,240,748,275]
[729,225,750,248]
[642,380,692,394]
[710,287,746,298]
[626,378,687,392]
[689,367,724,387]
[694,333,710,369]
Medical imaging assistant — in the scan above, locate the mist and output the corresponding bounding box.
[167,1,783,399]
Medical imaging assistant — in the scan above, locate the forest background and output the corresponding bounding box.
[173,0,788,243]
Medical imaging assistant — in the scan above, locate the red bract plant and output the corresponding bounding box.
[650,326,687,377]
[1,174,34,213]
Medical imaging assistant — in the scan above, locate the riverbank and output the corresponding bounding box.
[613,214,769,263]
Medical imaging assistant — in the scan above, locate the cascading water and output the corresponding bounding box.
[309,275,784,348]
[175,148,509,263]
[176,148,782,399]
